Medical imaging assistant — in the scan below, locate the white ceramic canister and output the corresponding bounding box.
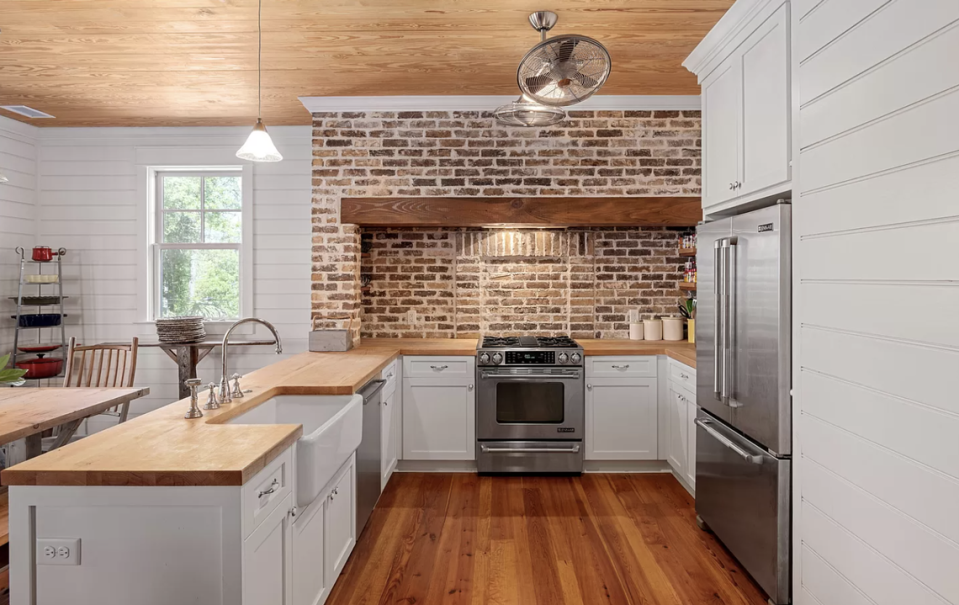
[662,316,684,341]
[629,323,644,340]
[643,318,663,341]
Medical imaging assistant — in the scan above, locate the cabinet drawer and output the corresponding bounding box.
[404,356,473,379]
[588,356,657,378]
[668,359,697,394]
[243,448,293,539]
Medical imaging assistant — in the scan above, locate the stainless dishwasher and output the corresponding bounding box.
[356,378,386,534]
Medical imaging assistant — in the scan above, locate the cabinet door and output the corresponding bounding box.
[666,385,688,475]
[585,378,658,460]
[402,381,475,460]
[685,397,697,489]
[740,4,790,195]
[244,494,293,605]
[292,498,326,605]
[325,462,356,584]
[702,57,742,209]
[381,388,398,488]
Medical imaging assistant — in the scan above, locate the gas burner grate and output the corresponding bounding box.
[482,336,520,348]
[535,336,579,348]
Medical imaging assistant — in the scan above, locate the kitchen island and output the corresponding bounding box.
[3,337,694,605]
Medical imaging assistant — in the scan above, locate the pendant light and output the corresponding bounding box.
[236,0,282,162]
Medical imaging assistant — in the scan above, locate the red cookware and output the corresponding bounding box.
[32,246,54,262]
[17,344,61,354]
[16,357,63,379]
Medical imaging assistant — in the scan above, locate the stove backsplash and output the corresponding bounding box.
[361,227,686,339]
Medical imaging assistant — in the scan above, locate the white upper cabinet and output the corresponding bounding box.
[685,0,792,216]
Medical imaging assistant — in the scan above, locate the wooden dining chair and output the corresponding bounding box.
[63,336,139,423]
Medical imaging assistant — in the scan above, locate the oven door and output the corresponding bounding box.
[477,367,584,441]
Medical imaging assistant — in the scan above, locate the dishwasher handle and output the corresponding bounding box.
[695,418,763,465]
[358,379,386,404]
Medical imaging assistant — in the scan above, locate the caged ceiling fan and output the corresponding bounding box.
[494,11,612,127]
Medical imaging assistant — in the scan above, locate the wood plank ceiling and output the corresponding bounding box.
[0,0,732,127]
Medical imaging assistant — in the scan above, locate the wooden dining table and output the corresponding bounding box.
[0,387,150,466]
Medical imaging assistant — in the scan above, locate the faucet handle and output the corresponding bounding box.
[231,373,244,399]
[184,379,204,419]
[204,382,221,410]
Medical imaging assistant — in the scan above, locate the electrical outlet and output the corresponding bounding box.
[37,538,80,566]
[407,309,417,325]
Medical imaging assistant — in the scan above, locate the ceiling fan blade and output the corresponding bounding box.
[573,71,598,89]
[557,38,579,62]
[525,74,553,94]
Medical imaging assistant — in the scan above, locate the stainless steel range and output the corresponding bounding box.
[476,335,585,474]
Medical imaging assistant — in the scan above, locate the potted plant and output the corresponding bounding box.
[0,353,28,387]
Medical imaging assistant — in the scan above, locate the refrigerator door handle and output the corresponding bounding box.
[713,241,724,401]
[723,239,739,407]
[695,417,763,464]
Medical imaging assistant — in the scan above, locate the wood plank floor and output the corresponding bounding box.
[327,473,769,605]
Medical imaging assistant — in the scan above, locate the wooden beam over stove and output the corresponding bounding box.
[340,197,702,227]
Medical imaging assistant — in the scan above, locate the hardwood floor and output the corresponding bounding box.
[327,473,769,605]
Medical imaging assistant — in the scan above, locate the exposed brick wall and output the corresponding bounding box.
[360,228,686,339]
[311,110,700,339]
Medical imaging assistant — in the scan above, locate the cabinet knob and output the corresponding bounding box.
[587,384,592,390]
[468,384,474,391]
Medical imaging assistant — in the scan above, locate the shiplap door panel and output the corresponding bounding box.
[797,153,959,236]
[799,0,959,104]
[803,460,959,603]
[802,415,959,564]
[793,0,823,21]
[801,23,959,147]
[801,87,959,192]
[802,504,949,605]
[801,283,959,347]
[797,0,890,63]
[802,328,959,415]
[802,370,959,480]
[800,547,874,605]
[800,221,959,281]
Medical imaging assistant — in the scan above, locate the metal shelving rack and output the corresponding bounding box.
[9,247,68,384]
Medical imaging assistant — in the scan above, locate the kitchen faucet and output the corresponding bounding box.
[220,317,283,403]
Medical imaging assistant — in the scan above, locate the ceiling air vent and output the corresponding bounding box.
[0,105,55,119]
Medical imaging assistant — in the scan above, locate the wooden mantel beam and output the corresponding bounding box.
[341,197,701,228]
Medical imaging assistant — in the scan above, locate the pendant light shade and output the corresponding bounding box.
[237,119,282,162]
[236,0,282,162]
[0,172,8,183]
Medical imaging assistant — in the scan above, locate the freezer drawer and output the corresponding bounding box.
[695,411,790,604]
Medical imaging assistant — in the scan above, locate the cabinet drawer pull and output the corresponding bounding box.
[680,373,689,379]
[611,364,630,370]
[258,478,280,499]
[430,365,448,371]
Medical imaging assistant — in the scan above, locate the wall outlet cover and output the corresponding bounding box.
[37,538,81,565]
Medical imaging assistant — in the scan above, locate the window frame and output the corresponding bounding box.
[145,166,253,325]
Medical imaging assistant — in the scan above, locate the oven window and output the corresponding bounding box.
[496,382,565,424]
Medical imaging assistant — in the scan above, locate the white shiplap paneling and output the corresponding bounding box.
[0,116,38,358]
[795,2,959,604]
[36,125,312,420]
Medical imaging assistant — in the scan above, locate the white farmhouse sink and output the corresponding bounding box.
[229,394,362,508]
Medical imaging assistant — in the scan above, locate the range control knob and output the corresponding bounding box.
[491,352,503,365]
[479,353,491,365]
[557,352,569,364]
[570,352,582,363]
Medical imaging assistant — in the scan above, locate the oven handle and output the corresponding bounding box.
[480,371,583,379]
[480,444,581,454]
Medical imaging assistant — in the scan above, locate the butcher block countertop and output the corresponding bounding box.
[1,338,693,487]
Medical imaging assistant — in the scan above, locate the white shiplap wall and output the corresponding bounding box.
[36,125,312,421]
[0,117,38,359]
[794,2,959,605]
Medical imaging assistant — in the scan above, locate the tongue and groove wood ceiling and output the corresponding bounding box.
[0,0,732,127]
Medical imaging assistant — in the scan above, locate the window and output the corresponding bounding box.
[152,171,244,321]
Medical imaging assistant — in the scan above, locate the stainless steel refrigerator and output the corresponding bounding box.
[695,203,791,605]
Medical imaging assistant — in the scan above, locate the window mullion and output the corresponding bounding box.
[199,175,206,243]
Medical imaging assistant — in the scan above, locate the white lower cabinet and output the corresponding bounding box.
[244,493,293,605]
[585,357,658,460]
[381,387,399,488]
[290,455,356,605]
[402,356,475,460]
[666,360,697,491]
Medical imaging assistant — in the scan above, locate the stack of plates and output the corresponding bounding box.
[156,316,206,344]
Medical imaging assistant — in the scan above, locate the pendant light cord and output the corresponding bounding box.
[258,0,262,120]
